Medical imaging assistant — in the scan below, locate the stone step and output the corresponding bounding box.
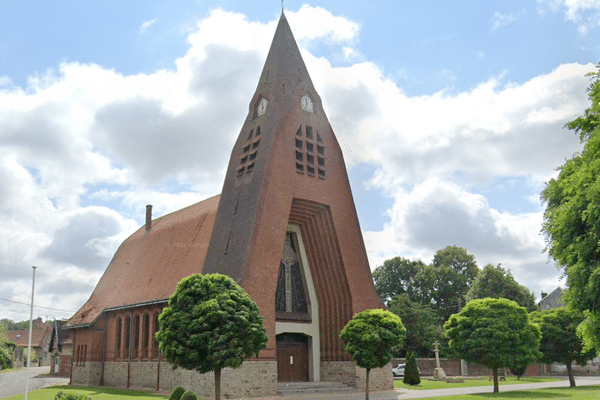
[277,381,360,396]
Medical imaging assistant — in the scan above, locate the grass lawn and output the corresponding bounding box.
[420,385,600,399]
[3,386,175,400]
[394,376,561,390]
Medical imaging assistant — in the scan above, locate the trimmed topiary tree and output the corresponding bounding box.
[156,273,269,400]
[168,386,187,400]
[444,298,541,393]
[340,309,406,400]
[180,390,197,400]
[403,351,420,385]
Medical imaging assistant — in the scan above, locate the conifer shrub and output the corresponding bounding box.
[403,351,421,385]
[180,390,198,400]
[169,386,187,400]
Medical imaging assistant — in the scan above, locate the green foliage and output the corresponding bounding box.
[578,311,600,354]
[531,307,592,366]
[341,309,406,400]
[541,64,600,353]
[179,390,197,400]
[156,273,268,400]
[157,273,268,373]
[23,347,37,363]
[168,386,187,400]
[340,309,406,371]
[509,364,527,380]
[466,264,538,312]
[0,319,29,331]
[372,257,431,305]
[54,391,91,400]
[430,246,479,321]
[0,325,15,369]
[388,294,439,358]
[403,351,421,386]
[444,298,540,393]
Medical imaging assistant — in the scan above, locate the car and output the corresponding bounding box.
[392,364,405,377]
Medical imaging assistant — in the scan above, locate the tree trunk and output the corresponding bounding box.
[492,367,499,393]
[566,361,576,387]
[365,368,370,400]
[214,367,221,400]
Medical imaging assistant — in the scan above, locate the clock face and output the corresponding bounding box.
[301,94,313,113]
[257,97,267,116]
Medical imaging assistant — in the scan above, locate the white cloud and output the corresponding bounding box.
[538,0,600,34]
[0,5,593,320]
[491,11,522,31]
[139,19,157,33]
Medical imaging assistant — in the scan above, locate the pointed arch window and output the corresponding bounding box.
[275,232,310,321]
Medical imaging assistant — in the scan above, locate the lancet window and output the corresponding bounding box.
[275,232,310,321]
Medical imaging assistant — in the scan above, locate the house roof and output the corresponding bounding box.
[67,195,220,328]
[539,286,565,310]
[6,318,51,347]
[48,320,70,352]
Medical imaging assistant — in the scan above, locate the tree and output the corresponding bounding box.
[431,246,479,320]
[372,257,430,305]
[0,325,15,370]
[466,264,538,312]
[443,298,540,393]
[156,273,268,400]
[541,64,600,353]
[403,351,420,385]
[388,294,438,358]
[531,307,594,387]
[340,309,406,400]
[23,347,37,364]
[0,319,29,331]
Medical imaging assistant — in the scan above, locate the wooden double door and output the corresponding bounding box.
[276,333,309,382]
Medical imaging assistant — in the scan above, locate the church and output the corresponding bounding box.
[67,12,389,398]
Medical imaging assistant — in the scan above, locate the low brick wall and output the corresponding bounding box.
[392,358,599,377]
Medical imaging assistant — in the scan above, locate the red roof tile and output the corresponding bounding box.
[67,195,220,327]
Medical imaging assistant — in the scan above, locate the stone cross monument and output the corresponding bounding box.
[433,341,447,380]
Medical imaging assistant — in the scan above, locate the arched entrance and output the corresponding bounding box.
[276,333,309,382]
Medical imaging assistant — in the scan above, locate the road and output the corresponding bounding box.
[0,366,69,399]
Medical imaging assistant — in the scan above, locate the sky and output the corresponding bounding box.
[1,0,599,322]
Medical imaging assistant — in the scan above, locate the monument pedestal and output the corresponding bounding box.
[433,367,447,380]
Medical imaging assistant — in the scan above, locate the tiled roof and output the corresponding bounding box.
[6,319,51,347]
[67,195,220,328]
[539,286,565,310]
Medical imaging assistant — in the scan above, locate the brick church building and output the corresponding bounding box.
[67,12,389,398]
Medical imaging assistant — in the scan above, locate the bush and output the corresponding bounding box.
[54,391,91,400]
[169,386,187,400]
[180,390,198,400]
[403,351,421,385]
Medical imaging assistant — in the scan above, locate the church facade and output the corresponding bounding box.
[67,13,390,398]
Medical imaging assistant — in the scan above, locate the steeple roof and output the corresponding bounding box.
[255,12,315,100]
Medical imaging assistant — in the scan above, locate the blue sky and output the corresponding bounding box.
[0,0,599,321]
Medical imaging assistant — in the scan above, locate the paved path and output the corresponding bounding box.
[0,366,69,399]
[251,376,600,400]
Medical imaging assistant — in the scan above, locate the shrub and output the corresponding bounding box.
[169,386,187,400]
[54,391,91,400]
[403,351,421,385]
[180,390,198,400]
